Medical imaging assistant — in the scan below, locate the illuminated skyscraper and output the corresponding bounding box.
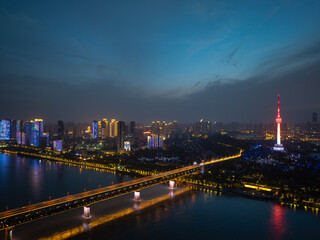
[16,120,23,143]
[92,120,98,139]
[53,140,63,151]
[0,119,11,140]
[24,121,30,145]
[98,121,102,138]
[147,134,164,148]
[101,119,109,138]
[36,119,44,137]
[10,120,17,140]
[109,119,118,137]
[25,119,44,147]
[273,94,284,151]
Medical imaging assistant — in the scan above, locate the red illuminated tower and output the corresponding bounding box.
[273,94,284,151]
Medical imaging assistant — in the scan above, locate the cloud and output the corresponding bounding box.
[254,38,320,80]
[2,38,320,124]
[193,81,201,88]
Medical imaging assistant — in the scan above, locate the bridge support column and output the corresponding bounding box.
[4,228,13,240]
[169,180,175,189]
[200,165,205,175]
[134,191,141,201]
[83,206,91,219]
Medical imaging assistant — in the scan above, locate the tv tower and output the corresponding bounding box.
[273,94,284,151]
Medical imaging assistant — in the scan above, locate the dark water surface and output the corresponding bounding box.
[73,190,320,240]
[0,153,132,211]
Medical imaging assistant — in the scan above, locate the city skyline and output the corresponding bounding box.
[0,1,320,123]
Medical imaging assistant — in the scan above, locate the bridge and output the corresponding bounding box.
[0,151,242,236]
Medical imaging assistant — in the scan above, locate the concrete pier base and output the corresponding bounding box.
[83,206,91,219]
[4,228,13,240]
[134,191,141,201]
[169,180,175,189]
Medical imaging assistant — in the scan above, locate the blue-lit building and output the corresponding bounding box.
[53,140,63,151]
[25,119,44,147]
[15,120,23,144]
[10,120,17,140]
[147,134,164,148]
[92,120,98,139]
[0,120,11,140]
[23,121,30,144]
[41,132,50,147]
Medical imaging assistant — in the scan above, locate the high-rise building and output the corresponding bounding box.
[15,120,23,143]
[10,120,17,140]
[117,121,126,149]
[312,112,318,123]
[147,134,164,148]
[24,121,30,145]
[25,119,44,147]
[58,120,64,138]
[0,120,11,140]
[130,121,136,135]
[36,119,44,137]
[101,119,109,138]
[92,120,98,139]
[21,132,26,145]
[53,140,63,151]
[273,94,284,151]
[73,127,82,138]
[109,119,118,137]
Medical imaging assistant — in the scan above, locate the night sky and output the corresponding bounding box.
[1,0,320,123]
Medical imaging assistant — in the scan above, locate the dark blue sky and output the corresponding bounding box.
[1,0,320,123]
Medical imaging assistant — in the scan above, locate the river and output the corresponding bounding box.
[0,153,319,240]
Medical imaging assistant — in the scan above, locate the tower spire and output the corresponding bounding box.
[277,94,280,118]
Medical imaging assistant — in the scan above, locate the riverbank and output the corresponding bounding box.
[0,149,153,178]
[181,180,320,213]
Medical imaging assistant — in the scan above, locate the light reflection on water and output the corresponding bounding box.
[270,204,287,240]
[0,153,132,211]
[70,192,320,240]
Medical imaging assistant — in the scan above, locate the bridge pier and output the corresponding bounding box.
[200,164,205,175]
[169,180,175,189]
[4,228,13,240]
[134,191,141,201]
[83,206,91,219]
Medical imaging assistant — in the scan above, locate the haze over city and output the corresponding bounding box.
[1,0,320,123]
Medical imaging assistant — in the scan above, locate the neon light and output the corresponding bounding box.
[0,120,10,140]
